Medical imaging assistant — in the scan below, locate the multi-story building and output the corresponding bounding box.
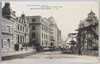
[48,17,59,48]
[15,13,29,50]
[2,2,29,52]
[2,2,16,52]
[77,10,98,52]
[26,16,61,49]
[26,16,51,48]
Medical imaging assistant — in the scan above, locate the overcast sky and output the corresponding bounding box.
[2,1,99,41]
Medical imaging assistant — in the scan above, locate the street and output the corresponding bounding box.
[2,51,99,63]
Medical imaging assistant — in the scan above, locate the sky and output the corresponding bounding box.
[2,1,99,41]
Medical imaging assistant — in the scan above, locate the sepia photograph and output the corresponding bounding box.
[1,1,99,63]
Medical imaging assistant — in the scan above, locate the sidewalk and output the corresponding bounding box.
[2,49,36,61]
[62,50,98,57]
[82,51,98,57]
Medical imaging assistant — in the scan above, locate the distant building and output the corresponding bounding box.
[48,17,59,48]
[2,2,29,52]
[77,10,98,52]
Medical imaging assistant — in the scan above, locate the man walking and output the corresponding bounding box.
[78,49,82,56]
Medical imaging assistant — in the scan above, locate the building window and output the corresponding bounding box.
[20,36,22,43]
[32,26,35,30]
[2,39,3,48]
[32,33,35,38]
[42,41,43,45]
[20,25,22,31]
[23,27,24,32]
[7,26,10,33]
[18,24,19,30]
[18,35,19,43]
[42,33,43,38]
[7,39,10,48]
[44,34,45,38]
[32,18,36,22]
[23,36,24,43]
[46,41,47,47]
[42,26,43,30]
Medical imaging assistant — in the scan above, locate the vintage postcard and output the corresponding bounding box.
[1,1,99,63]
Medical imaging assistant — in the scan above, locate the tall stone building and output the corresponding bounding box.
[26,16,61,48]
[2,2,16,52]
[48,17,59,48]
[15,13,29,50]
[2,2,29,52]
[26,16,51,47]
[77,10,98,52]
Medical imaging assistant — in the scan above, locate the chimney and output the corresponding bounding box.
[5,2,10,7]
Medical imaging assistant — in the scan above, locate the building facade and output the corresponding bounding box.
[26,16,61,48]
[2,2,29,52]
[48,17,59,48]
[15,14,29,50]
[77,10,99,52]
[26,16,51,48]
[2,2,16,52]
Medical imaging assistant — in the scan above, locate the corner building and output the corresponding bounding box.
[26,16,51,47]
[2,2,29,52]
[26,16,61,49]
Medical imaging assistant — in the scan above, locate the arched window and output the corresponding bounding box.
[7,39,10,48]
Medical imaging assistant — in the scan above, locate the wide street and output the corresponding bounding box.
[2,51,99,63]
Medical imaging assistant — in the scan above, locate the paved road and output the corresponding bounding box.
[2,51,99,63]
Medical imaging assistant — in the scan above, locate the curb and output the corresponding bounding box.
[2,50,36,61]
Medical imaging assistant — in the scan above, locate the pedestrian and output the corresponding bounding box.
[78,49,82,56]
